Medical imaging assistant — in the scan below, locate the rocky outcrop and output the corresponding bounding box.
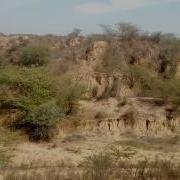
[74,40,135,98]
[84,41,108,62]
[66,36,84,47]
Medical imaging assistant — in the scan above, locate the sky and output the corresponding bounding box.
[0,0,180,36]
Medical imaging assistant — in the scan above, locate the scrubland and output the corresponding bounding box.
[0,23,180,179]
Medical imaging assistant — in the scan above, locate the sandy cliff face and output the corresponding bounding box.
[77,97,179,137]
[68,39,180,136]
[73,40,133,98]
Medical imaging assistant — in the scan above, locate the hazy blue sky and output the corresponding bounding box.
[0,0,180,35]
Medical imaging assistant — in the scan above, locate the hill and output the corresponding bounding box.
[0,23,180,179]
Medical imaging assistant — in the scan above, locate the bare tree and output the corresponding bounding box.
[99,24,114,35]
[115,22,140,39]
[100,22,140,39]
[68,28,82,38]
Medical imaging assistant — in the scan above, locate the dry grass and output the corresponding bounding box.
[1,154,180,180]
[0,133,180,180]
[0,127,23,167]
[81,150,180,180]
[114,135,180,152]
[4,169,81,180]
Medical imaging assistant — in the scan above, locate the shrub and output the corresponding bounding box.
[157,36,180,77]
[0,66,60,141]
[129,65,156,95]
[57,77,86,115]
[96,43,124,73]
[20,46,49,66]
[0,66,86,141]
[130,65,180,107]
[82,153,113,180]
[21,101,63,141]
[0,66,55,110]
[164,78,180,107]
[0,55,7,67]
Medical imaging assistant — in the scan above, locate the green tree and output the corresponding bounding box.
[20,45,49,66]
[22,101,63,141]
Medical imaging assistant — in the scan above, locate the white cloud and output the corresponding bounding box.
[75,0,180,14]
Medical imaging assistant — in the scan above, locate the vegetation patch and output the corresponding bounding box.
[0,66,55,111]
[20,45,49,67]
[0,66,86,141]
[130,65,180,107]
[81,151,180,180]
[56,77,86,115]
[21,101,63,141]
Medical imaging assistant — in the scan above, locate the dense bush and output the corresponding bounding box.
[0,66,86,140]
[22,102,63,141]
[0,66,60,141]
[20,46,49,66]
[0,66,55,110]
